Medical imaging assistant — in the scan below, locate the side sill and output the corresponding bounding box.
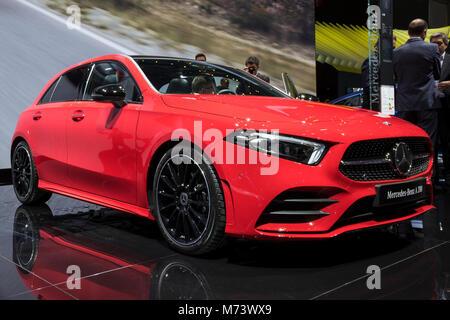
[38,180,154,219]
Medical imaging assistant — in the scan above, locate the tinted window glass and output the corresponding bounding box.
[39,78,59,104]
[134,58,288,98]
[84,62,142,103]
[339,94,362,107]
[51,66,90,102]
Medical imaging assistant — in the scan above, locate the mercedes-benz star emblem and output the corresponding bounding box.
[391,142,413,177]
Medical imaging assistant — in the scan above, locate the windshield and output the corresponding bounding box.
[133,57,290,98]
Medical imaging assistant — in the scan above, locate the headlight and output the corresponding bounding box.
[225,130,329,165]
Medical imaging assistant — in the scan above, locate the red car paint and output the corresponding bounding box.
[12,54,434,240]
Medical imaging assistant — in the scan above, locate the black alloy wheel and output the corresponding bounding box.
[12,141,52,204]
[13,206,40,274]
[13,145,32,199]
[153,147,226,255]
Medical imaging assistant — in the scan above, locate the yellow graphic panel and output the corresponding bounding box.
[316,22,450,73]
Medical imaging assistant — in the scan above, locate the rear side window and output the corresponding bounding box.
[51,66,91,103]
[39,79,59,104]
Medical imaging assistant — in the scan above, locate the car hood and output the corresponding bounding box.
[161,95,428,143]
[163,95,376,122]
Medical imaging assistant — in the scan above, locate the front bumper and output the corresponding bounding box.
[220,141,434,239]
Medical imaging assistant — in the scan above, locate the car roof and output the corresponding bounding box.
[41,54,288,101]
[62,55,237,77]
[131,55,239,71]
[131,55,198,62]
[54,54,129,77]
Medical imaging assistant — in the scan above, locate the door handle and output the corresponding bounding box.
[32,112,42,121]
[72,111,85,122]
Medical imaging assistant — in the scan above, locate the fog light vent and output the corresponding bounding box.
[256,188,340,227]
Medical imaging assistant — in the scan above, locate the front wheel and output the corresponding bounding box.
[11,141,52,205]
[152,146,226,255]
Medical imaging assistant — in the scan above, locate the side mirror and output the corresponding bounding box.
[281,72,299,99]
[92,84,127,106]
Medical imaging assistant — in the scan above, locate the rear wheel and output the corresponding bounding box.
[152,146,226,255]
[11,141,52,205]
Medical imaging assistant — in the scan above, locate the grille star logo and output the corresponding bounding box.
[391,142,413,177]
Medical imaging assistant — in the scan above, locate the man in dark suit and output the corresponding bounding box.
[431,32,450,184]
[393,19,441,183]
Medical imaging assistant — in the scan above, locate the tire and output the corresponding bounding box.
[11,141,52,205]
[152,146,226,255]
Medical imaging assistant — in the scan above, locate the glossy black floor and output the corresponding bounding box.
[0,181,449,300]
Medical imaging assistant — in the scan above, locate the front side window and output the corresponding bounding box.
[84,61,142,103]
[134,58,288,98]
[51,66,91,103]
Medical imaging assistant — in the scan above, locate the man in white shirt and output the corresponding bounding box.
[430,33,447,67]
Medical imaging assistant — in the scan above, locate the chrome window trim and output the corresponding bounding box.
[82,63,95,100]
[49,76,62,103]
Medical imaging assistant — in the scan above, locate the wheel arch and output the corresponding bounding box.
[146,140,182,210]
[145,139,226,210]
[11,136,28,162]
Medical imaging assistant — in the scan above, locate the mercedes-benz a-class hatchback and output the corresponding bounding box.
[11,55,435,255]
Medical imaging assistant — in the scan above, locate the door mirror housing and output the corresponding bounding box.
[92,84,127,107]
[281,72,299,99]
[282,72,319,101]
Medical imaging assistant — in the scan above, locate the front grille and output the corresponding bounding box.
[339,137,431,182]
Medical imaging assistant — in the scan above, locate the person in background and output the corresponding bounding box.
[431,32,450,185]
[192,76,215,94]
[217,78,230,92]
[195,53,207,61]
[244,56,270,83]
[393,18,441,186]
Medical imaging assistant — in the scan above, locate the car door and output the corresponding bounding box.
[66,61,143,205]
[30,65,91,186]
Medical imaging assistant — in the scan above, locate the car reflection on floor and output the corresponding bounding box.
[4,187,449,300]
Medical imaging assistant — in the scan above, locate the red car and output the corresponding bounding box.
[11,54,435,255]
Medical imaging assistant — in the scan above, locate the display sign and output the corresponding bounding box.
[380,85,395,115]
[374,178,427,207]
[367,2,381,111]
[367,0,395,113]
